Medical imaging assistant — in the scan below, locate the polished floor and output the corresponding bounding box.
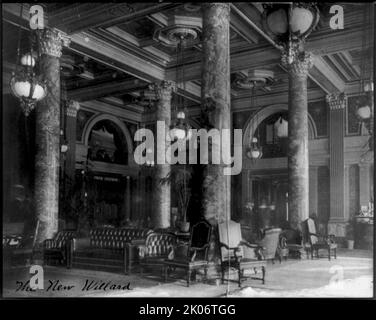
[2,249,373,298]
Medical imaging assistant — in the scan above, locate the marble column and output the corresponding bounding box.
[151,81,175,229]
[326,93,347,236]
[282,50,313,230]
[35,28,70,244]
[201,3,231,226]
[65,100,80,182]
[309,166,318,217]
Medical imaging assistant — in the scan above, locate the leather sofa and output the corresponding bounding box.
[69,227,152,274]
[138,232,177,276]
[43,230,76,266]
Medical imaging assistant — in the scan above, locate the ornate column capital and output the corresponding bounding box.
[150,80,176,101]
[281,48,313,77]
[66,100,80,118]
[37,28,70,58]
[202,3,230,11]
[326,93,347,110]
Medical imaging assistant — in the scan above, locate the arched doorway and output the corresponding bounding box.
[241,105,317,234]
[77,115,135,228]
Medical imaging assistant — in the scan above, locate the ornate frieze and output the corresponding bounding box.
[37,28,70,58]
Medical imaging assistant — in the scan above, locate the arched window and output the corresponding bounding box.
[88,120,128,165]
[255,111,288,158]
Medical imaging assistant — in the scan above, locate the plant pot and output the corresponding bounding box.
[179,221,190,233]
[347,239,354,250]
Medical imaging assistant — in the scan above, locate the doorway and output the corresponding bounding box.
[249,171,288,233]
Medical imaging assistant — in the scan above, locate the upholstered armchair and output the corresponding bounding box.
[302,218,337,260]
[218,220,267,287]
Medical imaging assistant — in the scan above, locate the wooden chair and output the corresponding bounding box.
[163,219,212,287]
[302,218,337,260]
[218,220,266,287]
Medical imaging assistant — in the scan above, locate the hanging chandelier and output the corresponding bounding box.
[262,3,320,63]
[246,137,263,160]
[246,87,262,160]
[10,4,46,116]
[169,33,192,141]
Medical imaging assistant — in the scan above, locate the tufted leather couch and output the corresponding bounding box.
[138,232,177,276]
[69,227,152,274]
[43,230,76,266]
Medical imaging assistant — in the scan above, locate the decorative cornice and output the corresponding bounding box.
[37,28,70,58]
[326,93,347,110]
[66,100,80,117]
[281,49,314,76]
[150,80,176,101]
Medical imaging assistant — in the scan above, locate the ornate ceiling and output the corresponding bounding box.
[2,2,374,116]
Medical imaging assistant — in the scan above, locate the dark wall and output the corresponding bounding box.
[3,94,36,223]
[317,166,330,224]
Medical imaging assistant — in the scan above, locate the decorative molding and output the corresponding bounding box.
[281,49,314,77]
[37,28,70,58]
[326,93,347,110]
[66,100,80,117]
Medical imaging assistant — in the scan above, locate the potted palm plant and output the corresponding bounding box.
[160,164,192,232]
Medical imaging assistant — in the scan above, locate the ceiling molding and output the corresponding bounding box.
[49,3,181,34]
[68,78,149,101]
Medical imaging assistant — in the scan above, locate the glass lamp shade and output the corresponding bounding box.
[246,136,262,159]
[61,144,69,153]
[263,4,319,42]
[11,79,46,100]
[357,105,372,120]
[10,72,47,116]
[177,111,186,119]
[170,127,187,140]
[246,147,262,159]
[290,7,314,36]
[21,54,36,67]
[274,117,288,138]
[266,8,288,35]
[146,159,155,167]
[169,117,192,141]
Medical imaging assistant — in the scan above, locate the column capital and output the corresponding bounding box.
[150,80,176,101]
[37,28,70,58]
[66,100,80,118]
[281,49,313,76]
[202,3,230,11]
[326,93,347,110]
